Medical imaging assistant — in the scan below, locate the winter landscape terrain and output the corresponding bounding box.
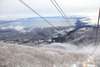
[0,17,100,67]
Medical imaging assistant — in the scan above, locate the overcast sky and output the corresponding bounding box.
[0,0,100,19]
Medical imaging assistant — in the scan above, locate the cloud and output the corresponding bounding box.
[0,0,100,18]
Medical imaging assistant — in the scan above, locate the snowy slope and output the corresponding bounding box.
[0,42,100,67]
[0,42,91,67]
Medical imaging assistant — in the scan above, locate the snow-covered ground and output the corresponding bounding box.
[0,42,100,67]
[41,43,100,56]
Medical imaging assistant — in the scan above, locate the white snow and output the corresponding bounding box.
[0,42,100,67]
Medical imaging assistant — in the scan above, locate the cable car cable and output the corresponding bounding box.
[19,0,59,31]
[50,0,67,21]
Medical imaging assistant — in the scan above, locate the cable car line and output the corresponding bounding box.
[52,0,66,17]
[50,0,65,18]
[90,8,100,57]
[50,0,67,21]
[19,0,59,31]
[86,8,100,62]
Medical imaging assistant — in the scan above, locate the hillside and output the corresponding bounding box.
[0,42,88,67]
[0,42,100,67]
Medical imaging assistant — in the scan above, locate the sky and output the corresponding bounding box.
[0,0,100,19]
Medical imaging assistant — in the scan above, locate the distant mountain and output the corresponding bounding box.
[0,16,90,31]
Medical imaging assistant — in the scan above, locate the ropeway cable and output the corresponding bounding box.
[50,0,67,21]
[52,0,66,17]
[85,8,100,62]
[19,0,59,31]
[90,8,100,57]
[50,0,65,18]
